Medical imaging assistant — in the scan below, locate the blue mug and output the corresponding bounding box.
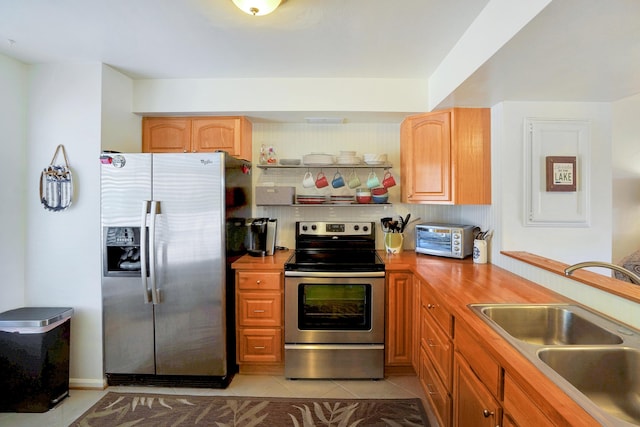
[332,172,345,188]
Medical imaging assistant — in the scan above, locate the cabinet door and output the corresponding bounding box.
[237,271,282,291]
[192,118,241,154]
[385,272,413,366]
[238,292,282,327]
[238,328,282,363]
[421,305,452,388]
[400,111,452,203]
[142,117,191,152]
[420,347,452,427]
[504,373,555,426]
[453,354,502,427]
[412,277,422,374]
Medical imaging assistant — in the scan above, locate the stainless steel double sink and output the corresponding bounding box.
[470,303,640,426]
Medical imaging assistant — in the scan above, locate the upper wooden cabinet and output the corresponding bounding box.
[142,116,252,160]
[400,108,491,204]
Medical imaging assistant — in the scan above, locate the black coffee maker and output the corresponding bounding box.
[246,218,277,257]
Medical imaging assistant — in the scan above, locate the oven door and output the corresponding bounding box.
[284,272,385,344]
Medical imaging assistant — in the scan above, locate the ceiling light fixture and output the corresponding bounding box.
[232,0,282,16]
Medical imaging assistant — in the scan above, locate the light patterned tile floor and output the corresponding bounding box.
[0,374,437,426]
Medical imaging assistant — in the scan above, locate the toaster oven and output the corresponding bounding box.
[415,223,479,259]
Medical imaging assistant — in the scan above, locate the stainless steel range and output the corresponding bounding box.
[284,221,385,379]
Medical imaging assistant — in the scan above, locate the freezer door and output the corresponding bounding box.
[101,154,155,374]
[101,154,152,226]
[151,153,227,376]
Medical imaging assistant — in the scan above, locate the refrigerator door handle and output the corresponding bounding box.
[149,200,161,304]
[140,200,152,303]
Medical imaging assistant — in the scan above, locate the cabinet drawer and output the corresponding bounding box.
[420,347,452,427]
[504,373,554,426]
[455,322,501,397]
[238,328,282,363]
[238,292,282,326]
[421,306,452,388]
[420,281,452,336]
[237,271,282,290]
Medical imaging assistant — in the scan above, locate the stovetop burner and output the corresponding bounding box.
[284,221,385,273]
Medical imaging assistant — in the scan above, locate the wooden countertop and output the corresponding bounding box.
[232,250,601,425]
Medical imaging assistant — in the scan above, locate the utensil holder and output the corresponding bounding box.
[384,232,404,254]
[473,239,488,264]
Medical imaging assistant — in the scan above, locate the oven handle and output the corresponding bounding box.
[284,271,385,278]
[284,344,385,350]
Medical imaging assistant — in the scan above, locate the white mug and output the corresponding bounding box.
[302,171,315,188]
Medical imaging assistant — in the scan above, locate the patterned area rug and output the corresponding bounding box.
[70,392,430,426]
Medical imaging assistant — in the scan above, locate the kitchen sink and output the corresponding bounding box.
[470,303,640,426]
[475,304,623,345]
[538,347,640,425]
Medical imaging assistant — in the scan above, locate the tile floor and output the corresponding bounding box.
[0,374,438,426]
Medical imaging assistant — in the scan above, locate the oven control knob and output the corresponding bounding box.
[354,225,360,231]
[302,225,308,231]
[311,224,317,230]
[363,225,369,232]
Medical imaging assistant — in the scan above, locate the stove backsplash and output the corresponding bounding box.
[251,121,492,252]
[255,204,492,251]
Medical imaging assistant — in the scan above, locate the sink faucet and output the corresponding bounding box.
[564,261,640,285]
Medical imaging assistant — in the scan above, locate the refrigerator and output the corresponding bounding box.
[100,152,251,388]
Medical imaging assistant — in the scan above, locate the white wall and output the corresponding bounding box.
[133,78,428,117]
[497,101,612,264]
[25,63,104,388]
[101,64,142,152]
[0,54,28,312]
[489,100,640,329]
[612,93,640,263]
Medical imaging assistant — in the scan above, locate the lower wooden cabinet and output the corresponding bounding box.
[385,271,415,374]
[235,270,283,373]
[237,328,282,363]
[503,373,554,426]
[420,346,452,427]
[453,352,502,427]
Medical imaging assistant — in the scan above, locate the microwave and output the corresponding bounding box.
[415,223,479,259]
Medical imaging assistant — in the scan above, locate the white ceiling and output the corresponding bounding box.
[1,0,638,116]
[0,0,489,80]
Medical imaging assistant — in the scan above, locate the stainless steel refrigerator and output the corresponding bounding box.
[100,152,251,388]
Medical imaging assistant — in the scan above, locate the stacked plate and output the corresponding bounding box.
[363,153,388,165]
[330,195,355,204]
[336,155,361,165]
[296,194,327,204]
[303,153,334,165]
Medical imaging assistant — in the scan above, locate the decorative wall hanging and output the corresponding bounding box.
[40,144,73,211]
[524,119,590,227]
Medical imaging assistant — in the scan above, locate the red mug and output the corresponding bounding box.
[315,172,329,188]
[382,171,396,188]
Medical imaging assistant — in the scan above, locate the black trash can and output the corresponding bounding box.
[0,307,73,413]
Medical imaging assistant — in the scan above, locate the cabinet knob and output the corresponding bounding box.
[183,149,187,153]
[256,280,261,284]
[482,409,494,418]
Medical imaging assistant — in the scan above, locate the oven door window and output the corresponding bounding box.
[417,229,452,252]
[298,283,371,330]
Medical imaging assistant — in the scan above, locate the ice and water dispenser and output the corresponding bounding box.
[103,227,146,277]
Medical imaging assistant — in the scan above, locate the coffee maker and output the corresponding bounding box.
[246,218,277,257]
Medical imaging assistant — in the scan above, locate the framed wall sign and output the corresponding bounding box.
[524,119,590,227]
[546,156,576,192]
